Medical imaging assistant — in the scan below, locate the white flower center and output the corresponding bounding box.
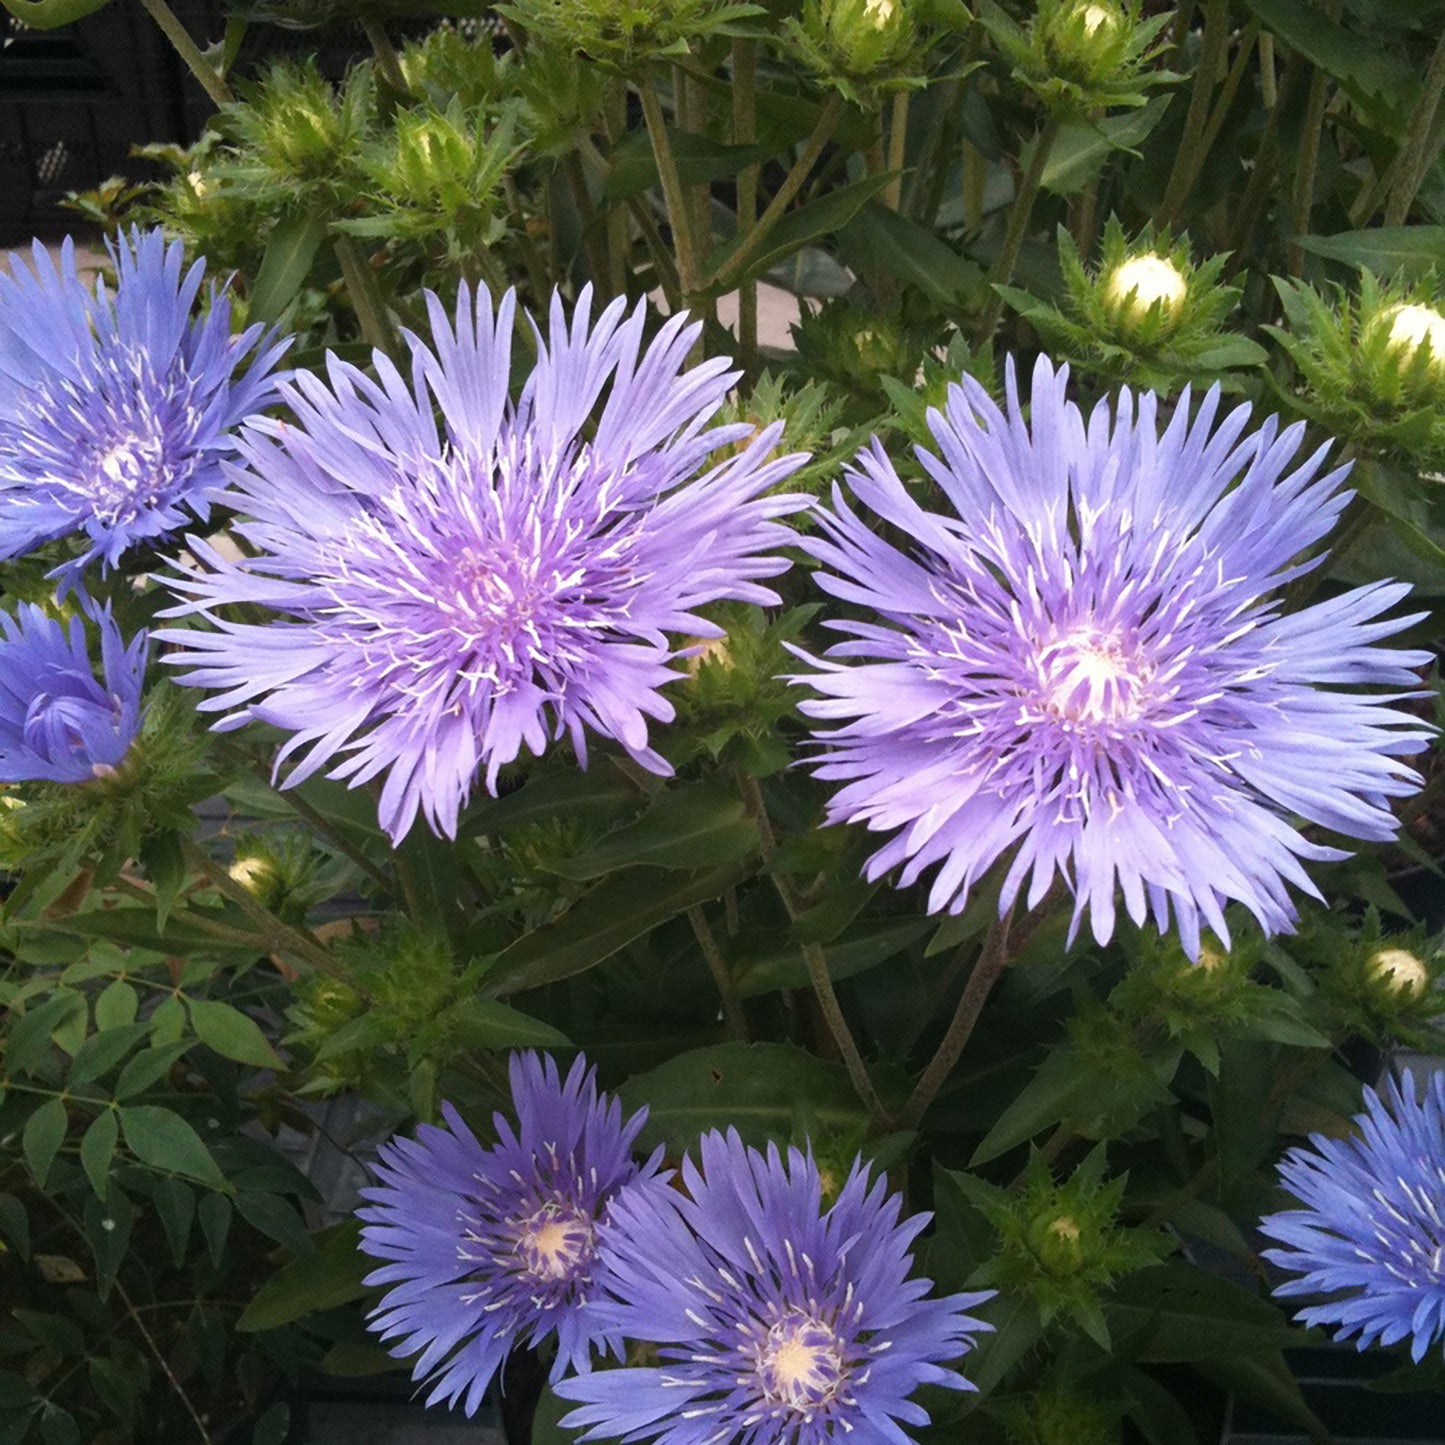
[1036,626,1149,725]
[515,1202,595,1282]
[756,1313,847,1410]
[1104,254,1188,318]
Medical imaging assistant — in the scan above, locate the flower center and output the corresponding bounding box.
[514,1202,595,1283]
[1035,626,1149,725]
[84,425,172,523]
[756,1313,847,1411]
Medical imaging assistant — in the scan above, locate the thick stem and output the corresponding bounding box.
[738,773,889,1127]
[1160,0,1230,224]
[884,91,910,210]
[362,18,410,95]
[895,908,1016,1133]
[710,94,846,292]
[1383,28,1445,226]
[980,119,1058,337]
[732,37,759,371]
[688,905,749,1041]
[333,234,396,355]
[138,0,233,108]
[639,72,703,310]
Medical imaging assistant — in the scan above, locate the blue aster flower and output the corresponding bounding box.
[357,1052,667,1417]
[1260,1071,1445,1363]
[0,229,286,584]
[159,285,808,842]
[0,603,147,784]
[555,1128,993,1445]
[791,356,1431,958]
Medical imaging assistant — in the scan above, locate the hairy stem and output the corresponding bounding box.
[980,119,1058,337]
[688,905,750,1041]
[639,71,703,310]
[138,0,233,108]
[710,94,846,292]
[738,773,889,1127]
[1160,0,1230,223]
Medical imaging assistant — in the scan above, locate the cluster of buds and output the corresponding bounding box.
[1000,219,1265,395]
[980,0,1174,118]
[787,0,922,101]
[1271,270,1445,463]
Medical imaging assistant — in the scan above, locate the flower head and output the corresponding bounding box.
[160,286,807,841]
[357,1052,665,1416]
[792,357,1430,957]
[0,603,147,784]
[0,229,286,584]
[1260,1071,1445,1362]
[1102,252,1188,325]
[1377,301,1445,377]
[555,1128,992,1445]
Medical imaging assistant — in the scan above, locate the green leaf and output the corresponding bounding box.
[531,1384,584,1445]
[487,861,753,996]
[1193,1350,1328,1436]
[238,1219,368,1331]
[734,917,931,996]
[604,126,774,202]
[1042,98,1172,195]
[23,1097,67,1188]
[251,1402,292,1445]
[0,0,111,26]
[119,1105,228,1189]
[199,1192,232,1267]
[150,1176,196,1267]
[38,1404,80,1445]
[187,998,284,1069]
[1107,1262,1304,1361]
[83,1191,133,1303]
[139,830,187,931]
[617,1042,870,1153]
[5,989,88,1076]
[836,203,983,304]
[553,783,758,880]
[94,978,138,1030]
[462,768,635,836]
[79,1110,118,1200]
[1240,0,1415,120]
[235,1192,314,1257]
[1295,226,1445,279]
[248,211,328,322]
[447,998,572,1051]
[0,1191,31,1259]
[706,174,896,289]
[68,1022,151,1087]
[115,1041,191,1099]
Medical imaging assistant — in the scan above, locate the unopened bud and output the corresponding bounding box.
[685,636,733,676]
[1104,253,1188,324]
[1368,947,1429,998]
[229,856,276,894]
[864,0,896,21]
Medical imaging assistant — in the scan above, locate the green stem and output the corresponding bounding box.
[895,907,1017,1133]
[1192,20,1261,179]
[639,71,703,309]
[884,91,910,210]
[137,0,233,108]
[688,905,749,1041]
[710,94,847,292]
[732,37,759,372]
[333,234,396,355]
[564,150,614,298]
[979,118,1059,337]
[1160,0,1230,224]
[116,1279,215,1445]
[738,773,889,1127]
[1289,63,1330,272]
[362,18,410,95]
[1383,27,1445,226]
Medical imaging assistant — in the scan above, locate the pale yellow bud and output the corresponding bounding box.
[1368,947,1429,998]
[187,170,211,200]
[1195,944,1228,972]
[1104,253,1188,322]
[1379,303,1445,376]
[1079,2,1118,31]
[864,0,896,22]
[1048,1214,1081,1243]
[228,856,275,894]
[685,636,733,676]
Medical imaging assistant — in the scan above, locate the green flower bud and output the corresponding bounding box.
[1040,0,1127,82]
[1375,302,1445,379]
